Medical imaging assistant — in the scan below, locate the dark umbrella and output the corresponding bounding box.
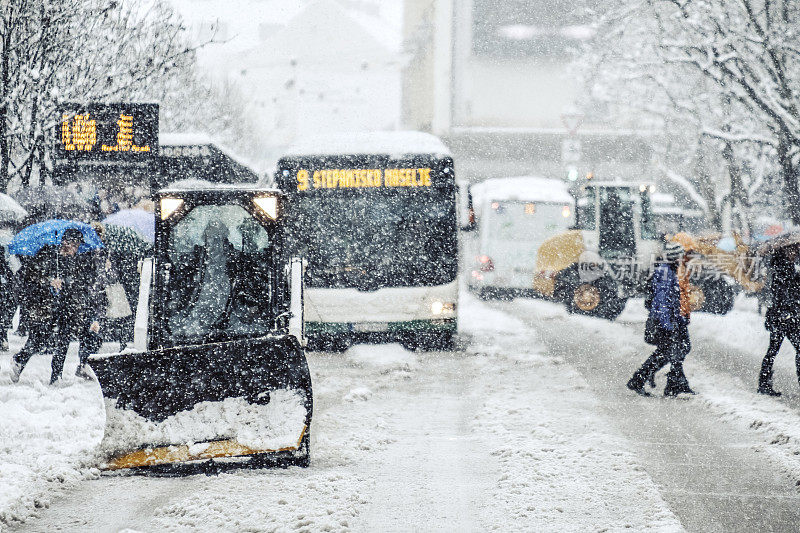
[14,186,89,223]
[756,231,800,256]
[102,224,152,259]
[100,224,152,303]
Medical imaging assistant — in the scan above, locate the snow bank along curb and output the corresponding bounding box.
[0,340,104,528]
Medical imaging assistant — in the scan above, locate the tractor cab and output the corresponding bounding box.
[153,187,294,348]
[534,181,661,320]
[574,182,662,276]
[89,185,312,472]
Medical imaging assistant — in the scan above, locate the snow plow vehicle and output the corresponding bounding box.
[88,185,313,472]
[534,181,755,320]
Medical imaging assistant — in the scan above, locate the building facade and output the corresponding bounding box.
[403,0,653,184]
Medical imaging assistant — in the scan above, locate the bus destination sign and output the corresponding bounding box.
[55,102,158,163]
[296,167,433,191]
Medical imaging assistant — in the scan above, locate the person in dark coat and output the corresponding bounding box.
[0,245,16,350]
[9,228,103,385]
[75,245,108,380]
[90,222,144,348]
[627,241,695,397]
[757,244,800,396]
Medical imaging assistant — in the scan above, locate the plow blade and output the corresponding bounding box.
[88,335,313,471]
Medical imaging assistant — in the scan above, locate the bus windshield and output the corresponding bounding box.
[486,201,570,245]
[291,190,457,290]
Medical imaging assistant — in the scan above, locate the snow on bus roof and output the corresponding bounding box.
[471,176,573,205]
[281,131,452,158]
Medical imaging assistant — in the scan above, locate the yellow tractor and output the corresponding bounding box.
[533,181,755,319]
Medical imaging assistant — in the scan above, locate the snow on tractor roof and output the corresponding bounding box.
[471,176,573,205]
[160,179,281,194]
[282,131,452,158]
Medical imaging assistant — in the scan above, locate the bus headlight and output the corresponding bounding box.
[431,301,456,315]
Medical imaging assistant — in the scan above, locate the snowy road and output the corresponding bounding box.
[498,297,800,532]
[3,294,800,531]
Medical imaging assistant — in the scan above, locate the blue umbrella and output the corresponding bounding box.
[9,219,104,256]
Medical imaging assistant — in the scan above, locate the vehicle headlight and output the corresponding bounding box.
[431,301,456,314]
[253,195,279,220]
[160,197,184,220]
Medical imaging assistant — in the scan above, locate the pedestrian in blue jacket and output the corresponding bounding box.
[627,241,695,396]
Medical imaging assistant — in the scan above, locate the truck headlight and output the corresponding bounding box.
[253,195,279,220]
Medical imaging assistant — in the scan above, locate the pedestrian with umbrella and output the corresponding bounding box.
[756,232,800,396]
[7,221,104,385]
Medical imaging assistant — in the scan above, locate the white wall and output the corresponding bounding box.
[455,58,578,129]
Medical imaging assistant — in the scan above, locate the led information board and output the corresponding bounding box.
[295,167,433,191]
[55,102,158,164]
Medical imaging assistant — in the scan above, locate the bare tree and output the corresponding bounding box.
[581,0,800,227]
[0,0,200,191]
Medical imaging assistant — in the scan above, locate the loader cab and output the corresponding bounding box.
[152,186,289,349]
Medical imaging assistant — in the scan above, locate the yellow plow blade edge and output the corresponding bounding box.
[104,425,307,471]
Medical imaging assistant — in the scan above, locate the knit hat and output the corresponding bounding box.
[663,241,685,262]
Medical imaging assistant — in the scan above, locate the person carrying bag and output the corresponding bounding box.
[627,241,695,397]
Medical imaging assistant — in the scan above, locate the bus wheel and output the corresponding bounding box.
[402,332,454,352]
[563,275,626,321]
[307,334,351,352]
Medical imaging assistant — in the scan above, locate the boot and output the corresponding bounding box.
[75,364,93,381]
[757,384,781,397]
[9,360,22,383]
[758,359,781,396]
[647,371,656,388]
[626,371,651,397]
[664,364,695,396]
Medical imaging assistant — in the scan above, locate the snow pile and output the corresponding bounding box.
[345,343,418,374]
[343,387,373,402]
[0,337,104,527]
[100,389,307,456]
